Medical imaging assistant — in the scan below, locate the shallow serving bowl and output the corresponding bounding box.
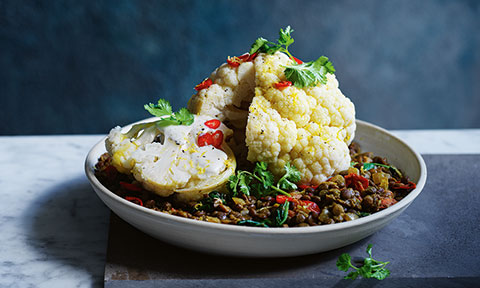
[85,119,427,257]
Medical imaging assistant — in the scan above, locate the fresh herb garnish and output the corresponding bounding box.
[362,163,403,178]
[144,98,194,127]
[228,162,300,198]
[284,56,335,88]
[277,162,302,191]
[274,201,290,226]
[249,26,336,88]
[193,191,226,212]
[249,26,295,60]
[237,219,270,228]
[336,244,390,280]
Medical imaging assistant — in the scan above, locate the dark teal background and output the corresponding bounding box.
[1,0,479,135]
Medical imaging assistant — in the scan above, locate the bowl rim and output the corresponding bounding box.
[85,119,427,235]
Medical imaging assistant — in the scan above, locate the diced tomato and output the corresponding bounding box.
[298,184,319,190]
[292,56,303,64]
[276,195,290,204]
[301,200,321,213]
[204,119,221,129]
[393,181,416,190]
[379,198,397,209]
[125,196,144,206]
[344,173,369,191]
[195,78,213,91]
[120,181,142,192]
[274,81,292,90]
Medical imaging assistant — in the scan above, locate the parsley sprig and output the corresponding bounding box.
[284,56,335,88]
[228,162,300,198]
[336,244,390,280]
[249,26,295,60]
[249,26,336,88]
[144,98,194,127]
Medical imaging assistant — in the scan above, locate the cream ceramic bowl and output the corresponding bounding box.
[85,119,427,257]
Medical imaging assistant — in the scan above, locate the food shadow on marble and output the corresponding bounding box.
[22,176,110,287]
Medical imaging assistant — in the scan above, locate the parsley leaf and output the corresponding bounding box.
[362,163,403,178]
[249,26,295,59]
[277,162,301,191]
[144,98,173,117]
[336,244,390,280]
[284,56,335,88]
[227,162,299,198]
[144,98,194,127]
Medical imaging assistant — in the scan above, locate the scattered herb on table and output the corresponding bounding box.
[336,244,390,280]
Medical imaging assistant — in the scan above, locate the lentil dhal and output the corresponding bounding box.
[94,143,416,227]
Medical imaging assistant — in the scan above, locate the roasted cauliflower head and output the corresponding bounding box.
[188,51,355,185]
[105,115,236,201]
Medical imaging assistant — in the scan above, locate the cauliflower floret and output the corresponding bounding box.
[105,115,236,200]
[189,51,356,184]
[246,53,355,184]
[188,60,256,167]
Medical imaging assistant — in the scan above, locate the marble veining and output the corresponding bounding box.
[0,136,108,288]
[0,131,479,287]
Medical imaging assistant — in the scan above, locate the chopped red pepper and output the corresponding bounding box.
[292,56,303,64]
[119,181,142,192]
[344,173,369,191]
[197,130,224,149]
[125,196,143,206]
[298,184,319,190]
[195,78,213,91]
[301,200,321,213]
[276,195,320,213]
[227,53,257,68]
[211,130,224,148]
[379,198,397,209]
[247,52,258,61]
[276,195,291,204]
[274,81,293,90]
[237,53,251,61]
[227,56,242,67]
[204,119,221,129]
[393,181,416,190]
[197,132,214,147]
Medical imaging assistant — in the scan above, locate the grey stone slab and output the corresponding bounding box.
[104,155,480,287]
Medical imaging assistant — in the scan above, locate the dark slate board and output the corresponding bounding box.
[104,155,480,288]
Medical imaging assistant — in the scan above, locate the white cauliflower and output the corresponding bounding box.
[188,57,256,167]
[105,115,236,201]
[188,51,355,185]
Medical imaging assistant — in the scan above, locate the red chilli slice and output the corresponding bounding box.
[274,81,292,90]
[292,56,303,64]
[211,130,224,148]
[204,119,221,129]
[195,78,213,91]
[197,130,224,149]
[125,196,143,206]
[227,56,242,67]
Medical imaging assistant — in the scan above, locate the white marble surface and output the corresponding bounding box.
[1,130,479,288]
